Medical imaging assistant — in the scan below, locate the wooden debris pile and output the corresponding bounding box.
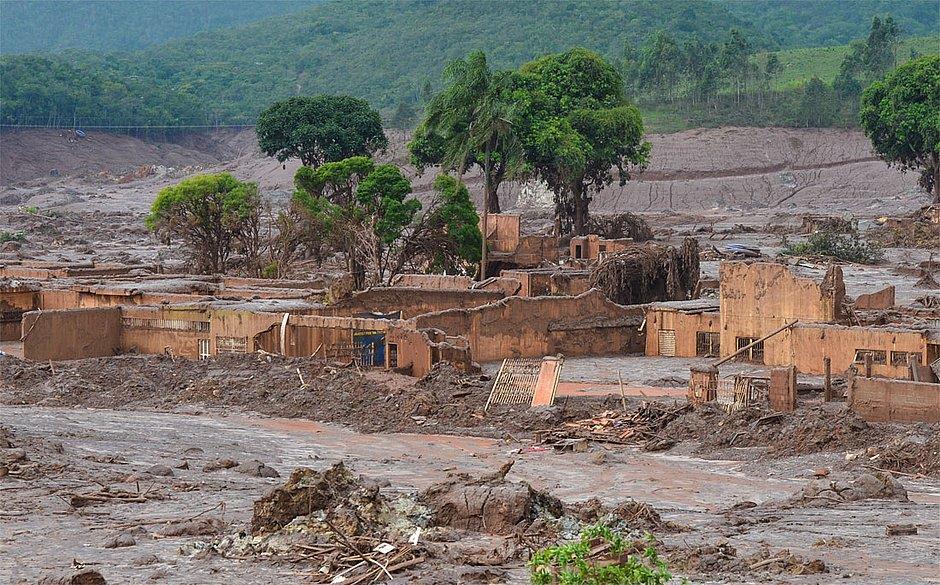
[285,536,425,584]
[537,402,691,451]
[194,463,427,582]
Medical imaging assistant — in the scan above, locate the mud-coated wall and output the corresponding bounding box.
[1,288,39,341]
[22,307,121,361]
[849,376,940,422]
[501,270,591,297]
[645,309,720,357]
[720,262,843,362]
[413,290,644,362]
[389,274,473,290]
[322,288,504,319]
[777,324,928,378]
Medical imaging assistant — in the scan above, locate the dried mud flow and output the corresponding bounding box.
[1,125,939,584]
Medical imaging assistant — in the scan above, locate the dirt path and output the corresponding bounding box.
[2,406,937,584]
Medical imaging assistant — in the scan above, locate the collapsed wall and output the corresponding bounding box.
[589,238,699,305]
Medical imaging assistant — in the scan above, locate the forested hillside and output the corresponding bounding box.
[1,0,936,131]
[0,0,319,54]
[720,0,938,47]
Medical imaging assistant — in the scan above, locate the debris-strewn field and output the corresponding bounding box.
[2,355,938,584]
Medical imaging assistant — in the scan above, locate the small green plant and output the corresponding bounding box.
[0,231,26,243]
[780,230,884,264]
[529,523,675,585]
[22,205,39,215]
[261,261,279,279]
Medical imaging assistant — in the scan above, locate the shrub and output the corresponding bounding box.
[780,230,884,264]
[0,231,25,243]
[529,523,675,585]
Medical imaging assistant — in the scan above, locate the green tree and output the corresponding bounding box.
[393,174,482,276]
[389,96,417,134]
[514,48,650,234]
[799,77,836,127]
[639,31,682,101]
[860,55,940,202]
[719,28,752,103]
[146,173,261,274]
[256,95,388,167]
[864,16,901,76]
[409,51,523,215]
[292,157,420,287]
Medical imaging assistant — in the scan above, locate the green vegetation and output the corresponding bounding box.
[515,49,649,234]
[146,173,262,274]
[860,55,940,202]
[256,95,387,166]
[530,523,674,585]
[410,51,523,214]
[292,158,482,286]
[781,231,885,264]
[0,0,318,54]
[0,231,26,244]
[0,0,936,131]
[719,0,938,48]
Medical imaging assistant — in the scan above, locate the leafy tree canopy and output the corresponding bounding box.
[860,54,940,201]
[256,95,387,167]
[146,172,261,273]
[513,48,650,233]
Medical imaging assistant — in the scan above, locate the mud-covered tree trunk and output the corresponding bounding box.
[932,151,939,204]
[572,182,590,235]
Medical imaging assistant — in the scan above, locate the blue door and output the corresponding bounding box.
[353,331,386,366]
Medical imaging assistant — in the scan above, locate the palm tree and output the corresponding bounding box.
[421,51,523,277]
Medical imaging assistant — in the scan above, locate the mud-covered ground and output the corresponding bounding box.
[2,403,938,585]
[2,355,939,583]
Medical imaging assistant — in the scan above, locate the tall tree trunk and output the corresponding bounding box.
[933,152,940,204]
[573,182,589,236]
[480,142,492,280]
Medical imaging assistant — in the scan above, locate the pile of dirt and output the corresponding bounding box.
[589,237,699,305]
[418,461,562,535]
[251,463,387,536]
[662,403,887,458]
[418,461,564,534]
[672,542,826,576]
[568,497,683,534]
[865,429,940,477]
[584,213,654,242]
[197,462,427,583]
[0,355,605,438]
[785,471,908,507]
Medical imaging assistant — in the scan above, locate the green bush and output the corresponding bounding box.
[530,523,675,585]
[780,230,884,264]
[0,231,26,243]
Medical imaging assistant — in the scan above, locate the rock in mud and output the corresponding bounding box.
[145,464,174,477]
[235,460,280,478]
[418,461,563,535]
[156,516,225,537]
[37,569,107,585]
[790,471,908,506]
[103,532,137,548]
[202,458,238,472]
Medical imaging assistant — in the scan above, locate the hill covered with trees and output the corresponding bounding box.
[1,0,936,131]
[0,0,319,54]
